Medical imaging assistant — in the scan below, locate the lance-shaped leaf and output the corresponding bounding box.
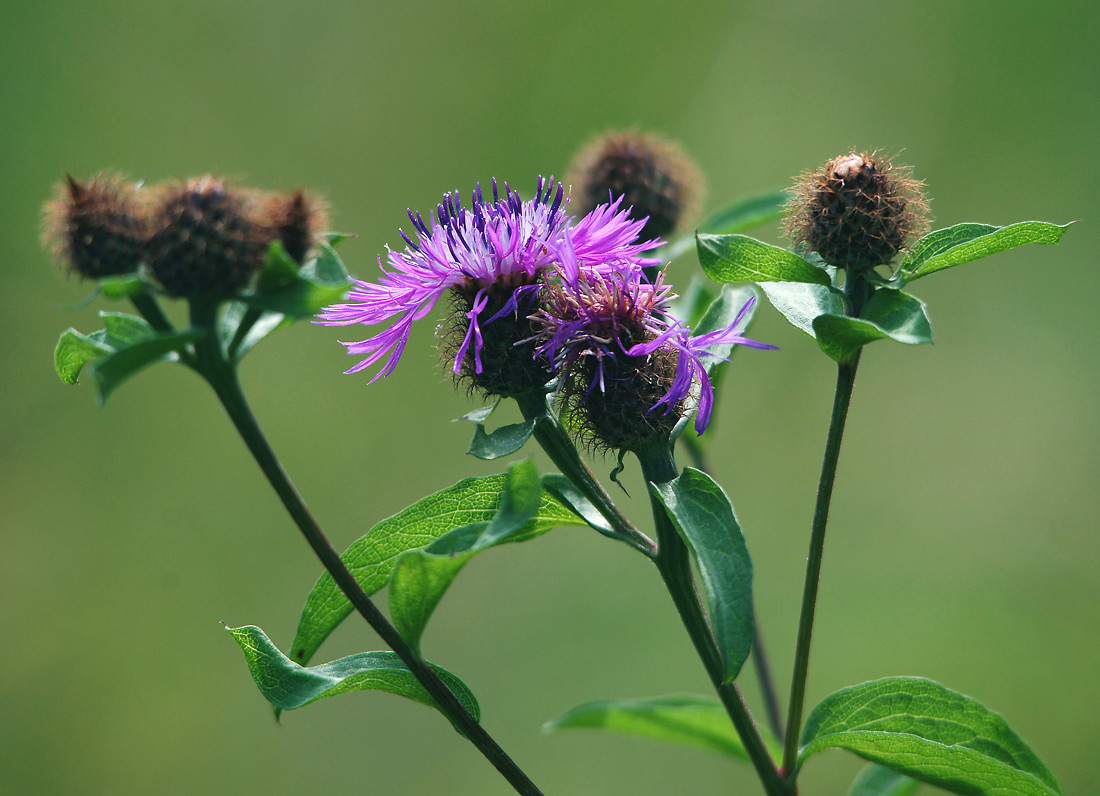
[90,329,204,403]
[693,284,760,377]
[698,234,831,286]
[389,460,543,653]
[847,764,921,796]
[899,221,1071,283]
[226,625,479,728]
[812,290,932,364]
[649,467,754,682]
[799,677,1061,796]
[662,191,789,261]
[759,281,845,338]
[544,694,782,762]
[467,419,536,460]
[291,473,587,666]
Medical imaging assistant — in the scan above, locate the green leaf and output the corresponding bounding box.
[303,242,352,286]
[799,677,1061,796]
[671,275,718,327]
[257,240,301,290]
[812,290,931,364]
[222,302,289,361]
[91,329,205,403]
[540,474,614,537]
[698,234,831,286]
[544,694,782,762]
[900,221,1071,283]
[389,461,543,652]
[54,329,114,385]
[98,273,144,298]
[649,467,754,682]
[98,312,155,347]
[291,473,587,666]
[847,764,921,796]
[459,401,500,423]
[759,281,845,338]
[467,419,536,460]
[226,625,479,726]
[662,191,789,261]
[324,232,355,248]
[244,278,350,319]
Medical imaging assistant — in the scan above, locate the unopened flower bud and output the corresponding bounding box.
[567,131,703,244]
[42,174,148,279]
[146,176,269,299]
[786,151,929,271]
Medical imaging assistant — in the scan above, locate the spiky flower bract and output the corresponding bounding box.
[530,235,775,450]
[42,174,149,279]
[146,176,271,299]
[567,130,703,245]
[317,178,659,398]
[785,151,929,271]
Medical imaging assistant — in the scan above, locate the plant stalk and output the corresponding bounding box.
[780,355,860,783]
[188,303,544,796]
[515,391,656,557]
[638,440,787,796]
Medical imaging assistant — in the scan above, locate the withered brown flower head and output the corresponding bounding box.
[567,130,703,244]
[42,174,149,279]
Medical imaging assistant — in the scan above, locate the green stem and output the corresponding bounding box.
[189,303,544,796]
[681,438,785,741]
[780,355,860,783]
[637,440,787,796]
[515,391,656,557]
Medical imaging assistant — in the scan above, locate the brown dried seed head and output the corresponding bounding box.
[42,174,149,279]
[145,176,270,299]
[567,130,704,243]
[260,189,329,264]
[785,151,930,270]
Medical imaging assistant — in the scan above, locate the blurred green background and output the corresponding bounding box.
[3,1,1097,794]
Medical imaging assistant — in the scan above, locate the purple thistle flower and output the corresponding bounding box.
[316,177,658,384]
[531,234,776,438]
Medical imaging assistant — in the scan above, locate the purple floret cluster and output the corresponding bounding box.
[318,177,773,435]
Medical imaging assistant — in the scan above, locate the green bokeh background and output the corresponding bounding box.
[3,2,1097,794]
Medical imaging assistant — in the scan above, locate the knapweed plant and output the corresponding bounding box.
[46,136,1073,796]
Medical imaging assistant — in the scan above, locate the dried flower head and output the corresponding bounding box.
[42,174,149,279]
[567,130,703,244]
[530,235,774,450]
[262,189,329,264]
[786,151,929,271]
[145,176,271,299]
[317,178,659,397]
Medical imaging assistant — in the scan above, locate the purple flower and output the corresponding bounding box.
[316,177,658,382]
[531,235,776,436]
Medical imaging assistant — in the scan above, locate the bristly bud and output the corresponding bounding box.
[443,277,553,400]
[786,151,929,271]
[146,176,270,299]
[567,130,703,244]
[262,189,329,264]
[42,174,149,279]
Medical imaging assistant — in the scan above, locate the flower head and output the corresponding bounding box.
[317,178,659,394]
[530,236,776,449]
[786,151,929,271]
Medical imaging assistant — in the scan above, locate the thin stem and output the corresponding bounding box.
[780,356,860,782]
[638,441,787,796]
[681,438,785,741]
[189,304,543,796]
[515,391,656,557]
